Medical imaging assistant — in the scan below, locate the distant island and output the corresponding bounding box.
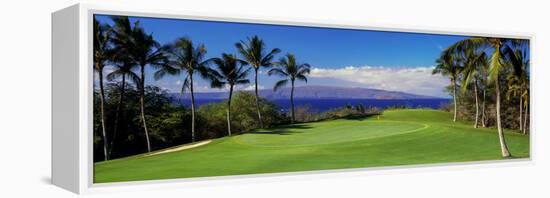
[170,85,444,100]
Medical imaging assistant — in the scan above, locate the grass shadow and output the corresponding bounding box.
[248,124,313,135]
[340,113,381,121]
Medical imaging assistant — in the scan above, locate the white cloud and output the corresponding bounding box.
[309,65,450,97]
[241,84,264,91]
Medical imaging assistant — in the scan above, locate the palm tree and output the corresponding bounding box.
[506,74,522,131]
[154,37,212,142]
[235,36,281,128]
[108,16,139,155]
[268,54,310,123]
[127,19,168,152]
[459,48,487,128]
[433,50,462,122]
[93,16,112,161]
[209,54,251,136]
[479,57,490,128]
[450,37,515,157]
[503,41,530,133]
[106,54,140,156]
[522,87,529,133]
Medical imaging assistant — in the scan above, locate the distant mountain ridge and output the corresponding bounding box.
[170,86,441,100]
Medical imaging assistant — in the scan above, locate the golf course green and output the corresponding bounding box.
[94,109,530,183]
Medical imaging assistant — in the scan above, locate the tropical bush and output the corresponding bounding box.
[198,91,287,137]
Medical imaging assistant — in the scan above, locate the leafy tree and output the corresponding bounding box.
[93,83,194,161]
[235,36,281,128]
[198,91,284,136]
[268,53,311,123]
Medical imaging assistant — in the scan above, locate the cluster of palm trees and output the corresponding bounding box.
[433,37,529,158]
[93,16,310,160]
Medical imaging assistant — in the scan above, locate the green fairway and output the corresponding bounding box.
[94,109,530,183]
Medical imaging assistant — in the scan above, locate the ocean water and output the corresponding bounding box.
[173,98,451,112]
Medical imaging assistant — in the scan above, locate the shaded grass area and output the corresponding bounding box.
[94,109,530,183]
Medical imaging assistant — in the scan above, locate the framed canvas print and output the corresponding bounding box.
[52,3,532,194]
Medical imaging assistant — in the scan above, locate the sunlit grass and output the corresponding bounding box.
[94,109,530,183]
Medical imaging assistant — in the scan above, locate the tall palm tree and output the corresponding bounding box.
[450,37,514,157]
[268,54,310,123]
[503,41,530,133]
[459,48,487,128]
[209,54,251,136]
[93,16,112,161]
[108,16,139,155]
[154,37,212,142]
[506,74,523,131]
[479,57,490,128]
[235,36,281,128]
[433,50,462,122]
[127,20,168,152]
[522,87,529,133]
[106,54,140,156]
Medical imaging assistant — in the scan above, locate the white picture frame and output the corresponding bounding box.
[52,3,534,194]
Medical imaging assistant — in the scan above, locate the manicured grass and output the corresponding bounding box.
[94,109,530,183]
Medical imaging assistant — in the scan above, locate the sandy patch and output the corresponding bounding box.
[146,140,212,156]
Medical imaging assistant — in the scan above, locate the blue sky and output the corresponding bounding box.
[96,15,468,98]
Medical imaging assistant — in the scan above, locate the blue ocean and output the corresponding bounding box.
[174,98,450,112]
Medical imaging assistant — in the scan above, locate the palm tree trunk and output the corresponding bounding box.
[495,75,511,157]
[140,65,151,152]
[452,78,457,122]
[254,69,264,128]
[226,85,234,136]
[190,74,196,142]
[523,101,529,134]
[290,80,295,124]
[519,88,524,132]
[481,89,487,127]
[109,74,126,156]
[474,79,479,128]
[98,68,109,160]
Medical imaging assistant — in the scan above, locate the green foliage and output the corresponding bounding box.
[198,91,286,136]
[434,37,530,132]
[322,105,380,120]
[288,104,381,123]
[93,84,193,161]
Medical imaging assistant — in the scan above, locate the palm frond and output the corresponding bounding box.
[154,64,179,80]
[126,71,141,86]
[273,79,289,91]
[106,70,124,81]
[296,74,308,83]
[502,44,525,79]
[268,68,288,77]
[181,76,190,94]
[210,79,226,89]
[235,79,250,85]
[488,47,504,83]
